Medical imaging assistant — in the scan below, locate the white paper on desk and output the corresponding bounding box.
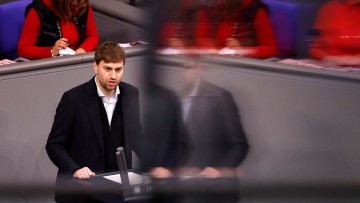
[59,47,76,55]
[156,48,184,55]
[119,43,132,48]
[104,172,148,185]
[217,47,254,56]
[119,41,149,48]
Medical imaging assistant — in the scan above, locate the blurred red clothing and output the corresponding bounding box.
[309,0,360,60]
[18,0,98,59]
[159,0,278,59]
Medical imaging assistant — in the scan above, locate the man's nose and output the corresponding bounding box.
[110,70,116,78]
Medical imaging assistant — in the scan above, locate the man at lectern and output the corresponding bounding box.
[46,41,142,202]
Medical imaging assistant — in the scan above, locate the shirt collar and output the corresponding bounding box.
[94,77,120,99]
[188,76,201,97]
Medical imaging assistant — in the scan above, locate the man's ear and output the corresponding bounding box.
[93,62,98,74]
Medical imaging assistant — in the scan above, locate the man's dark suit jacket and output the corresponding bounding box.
[140,83,188,170]
[46,77,141,201]
[184,80,248,168]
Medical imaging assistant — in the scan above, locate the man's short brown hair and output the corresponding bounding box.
[95,41,126,65]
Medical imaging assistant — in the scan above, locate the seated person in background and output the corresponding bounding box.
[309,0,360,66]
[18,0,99,59]
[158,0,203,48]
[158,0,277,58]
[197,0,278,58]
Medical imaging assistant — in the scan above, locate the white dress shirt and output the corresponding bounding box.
[95,77,120,125]
[181,77,201,122]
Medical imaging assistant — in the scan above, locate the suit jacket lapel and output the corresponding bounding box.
[83,78,104,151]
[185,80,214,125]
[119,83,131,149]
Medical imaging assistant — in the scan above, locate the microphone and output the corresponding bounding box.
[116,147,130,186]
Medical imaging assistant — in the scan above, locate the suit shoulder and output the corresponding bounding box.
[200,80,230,97]
[66,82,87,94]
[61,81,91,100]
[120,82,139,92]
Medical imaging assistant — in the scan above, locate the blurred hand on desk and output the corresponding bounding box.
[150,167,174,179]
[226,37,241,48]
[0,59,16,66]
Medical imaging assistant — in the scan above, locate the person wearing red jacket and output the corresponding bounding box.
[158,0,203,48]
[196,0,278,58]
[309,0,360,66]
[158,0,277,58]
[18,0,99,59]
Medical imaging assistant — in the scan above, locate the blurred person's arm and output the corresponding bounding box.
[194,8,217,48]
[217,90,248,167]
[76,5,99,53]
[241,7,278,59]
[307,1,356,63]
[17,8,54,59]
[308,2,332,61]
[308,39,329,61]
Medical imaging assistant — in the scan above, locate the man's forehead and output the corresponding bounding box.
[99,60,124,67]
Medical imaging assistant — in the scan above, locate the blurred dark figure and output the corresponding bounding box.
[139,82,189,203]
[309,0,360,66]
[163,59,247,203]
[178,60,248,176]
[141,83,188,177]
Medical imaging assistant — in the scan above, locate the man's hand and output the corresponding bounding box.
[199,167,222,178]
[225,37,241,48]
[167,38,187,48]
[73,167,96,179]
[150,167,174,178]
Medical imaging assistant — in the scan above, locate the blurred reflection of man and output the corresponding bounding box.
[141,83,188,177]
[179,60,248,177]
